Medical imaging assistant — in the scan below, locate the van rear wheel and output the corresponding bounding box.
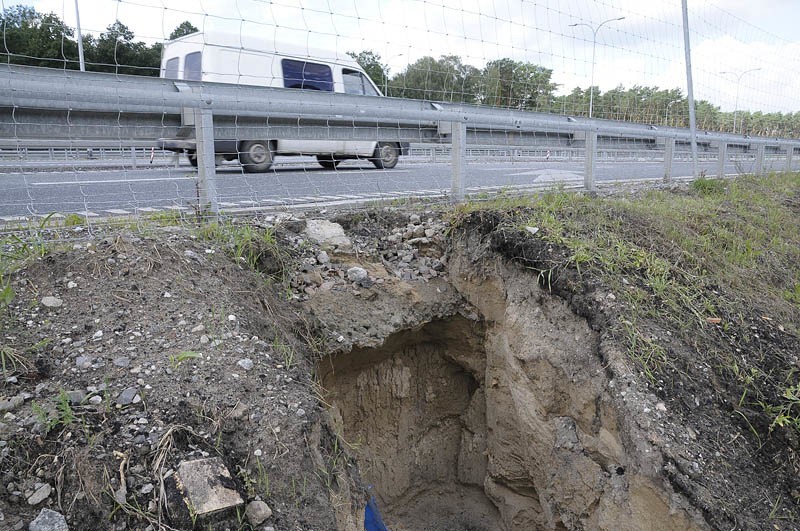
[371,142,399,169]
[239,140,273,173]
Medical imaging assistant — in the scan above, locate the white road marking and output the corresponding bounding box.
[30,176,193,186]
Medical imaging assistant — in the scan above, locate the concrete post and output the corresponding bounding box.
[584,131,597,192]
[785,145,794,173]
[664,138,675,182]
[451,121,466,202]
[755,144,765,176]
[717,142,727,178]
[194,106,219,216]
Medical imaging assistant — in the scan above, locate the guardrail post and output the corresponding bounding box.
[664,138,675,182]
[785,145,794,173]
[755,144,765,176]
[130,147,137,169]
[194,104,219,217]
[584,130,597,192]
[717,142,727,178]
[451,121,466,202]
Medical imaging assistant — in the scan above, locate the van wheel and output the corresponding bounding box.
[371,142,399,169]
[187,150,198,168]
[239,140,273,173]
[317,155,341,169]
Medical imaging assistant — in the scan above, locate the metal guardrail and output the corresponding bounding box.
[1,64,799,211]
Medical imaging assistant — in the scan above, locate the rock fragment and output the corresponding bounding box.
[28,508,68,531]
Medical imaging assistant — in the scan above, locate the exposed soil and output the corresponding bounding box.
[1,195,798,530]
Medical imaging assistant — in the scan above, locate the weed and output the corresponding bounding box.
[63,213,85,227]
[272,336,296,369]
[168,350,202,369]
[691,177,726,195]
[0,275,14,312]
[0,344,31,377]
[198,221,285,275]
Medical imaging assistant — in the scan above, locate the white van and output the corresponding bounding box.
[157,32,408,172]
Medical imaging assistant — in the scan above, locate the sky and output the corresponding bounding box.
[9,0,800,113]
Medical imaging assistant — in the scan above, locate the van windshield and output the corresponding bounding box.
[342,69,380,96]
[281,59,333,91]
[164,57,179,79]
[184,52,202,81]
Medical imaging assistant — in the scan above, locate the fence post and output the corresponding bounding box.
[785,145,794,173]
[194,104,219,216]
[130,147,137,169]
[717,142,727,178]
[755,144,765,176]
[664,137,675,182]
[451,121,466,202]
[584,130,597,192]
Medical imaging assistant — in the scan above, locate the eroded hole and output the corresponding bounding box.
[317,316,499,530]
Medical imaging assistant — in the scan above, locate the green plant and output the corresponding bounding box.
[272,336,295,369]
[63,213,85,227]
[0,275,14,312]
[691,176,726,196]
[169,350,202,369]
[0,345,30,377]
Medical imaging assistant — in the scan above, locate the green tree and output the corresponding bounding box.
[0,5,79,68]
[477,58,558,111]
[169,21,199,40]
[390,55,480,103]
[88,21,159,76]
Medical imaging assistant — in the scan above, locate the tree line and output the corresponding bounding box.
[4,5,798,138]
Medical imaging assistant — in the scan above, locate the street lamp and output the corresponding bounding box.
[569,16,625,118]
[383,53,404,96]
[665,99,681,126]
[720,68,761,134]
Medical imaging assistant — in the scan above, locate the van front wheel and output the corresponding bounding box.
[239,140,273,173]
[371,142,399,169]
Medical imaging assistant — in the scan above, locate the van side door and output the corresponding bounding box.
[279,58,343,155]
[341,68,382,157]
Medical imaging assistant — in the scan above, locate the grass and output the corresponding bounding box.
[198,220,286,276]
[451,172,800,437]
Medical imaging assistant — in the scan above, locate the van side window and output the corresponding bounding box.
[342,69,380,96]
[184,52,202,81]
[281,59,333,91]
[164,57,179,79]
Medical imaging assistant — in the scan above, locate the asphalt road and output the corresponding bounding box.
[0,156,791,219]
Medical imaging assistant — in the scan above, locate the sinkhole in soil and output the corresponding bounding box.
[317,316,500,531]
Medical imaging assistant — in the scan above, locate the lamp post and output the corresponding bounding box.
[569,16,625,118]
[74,0,85,71]
[383,53,404,96]
[720,68,761,134]
[665,99,680,126]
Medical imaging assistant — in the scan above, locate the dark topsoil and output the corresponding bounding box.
[1,194,799,530]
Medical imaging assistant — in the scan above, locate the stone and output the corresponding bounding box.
[346,267,368,283]
[40,297,62,308]
[316,251,330,264]
[304,220,352,250]
[66,281,77,289]
[113,357,131,368]
[0,396,24,413]
[117,387,139,406]
[75,356,92,370]
[65,390,85,405]
[245,500,273,526]
[26,483,52,505]
[28,508,68,531]
[173,458,243,517]
[191,324,205,333]
[237,359,254,371]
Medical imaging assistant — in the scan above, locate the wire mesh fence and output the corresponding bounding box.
[1,0,800,222]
